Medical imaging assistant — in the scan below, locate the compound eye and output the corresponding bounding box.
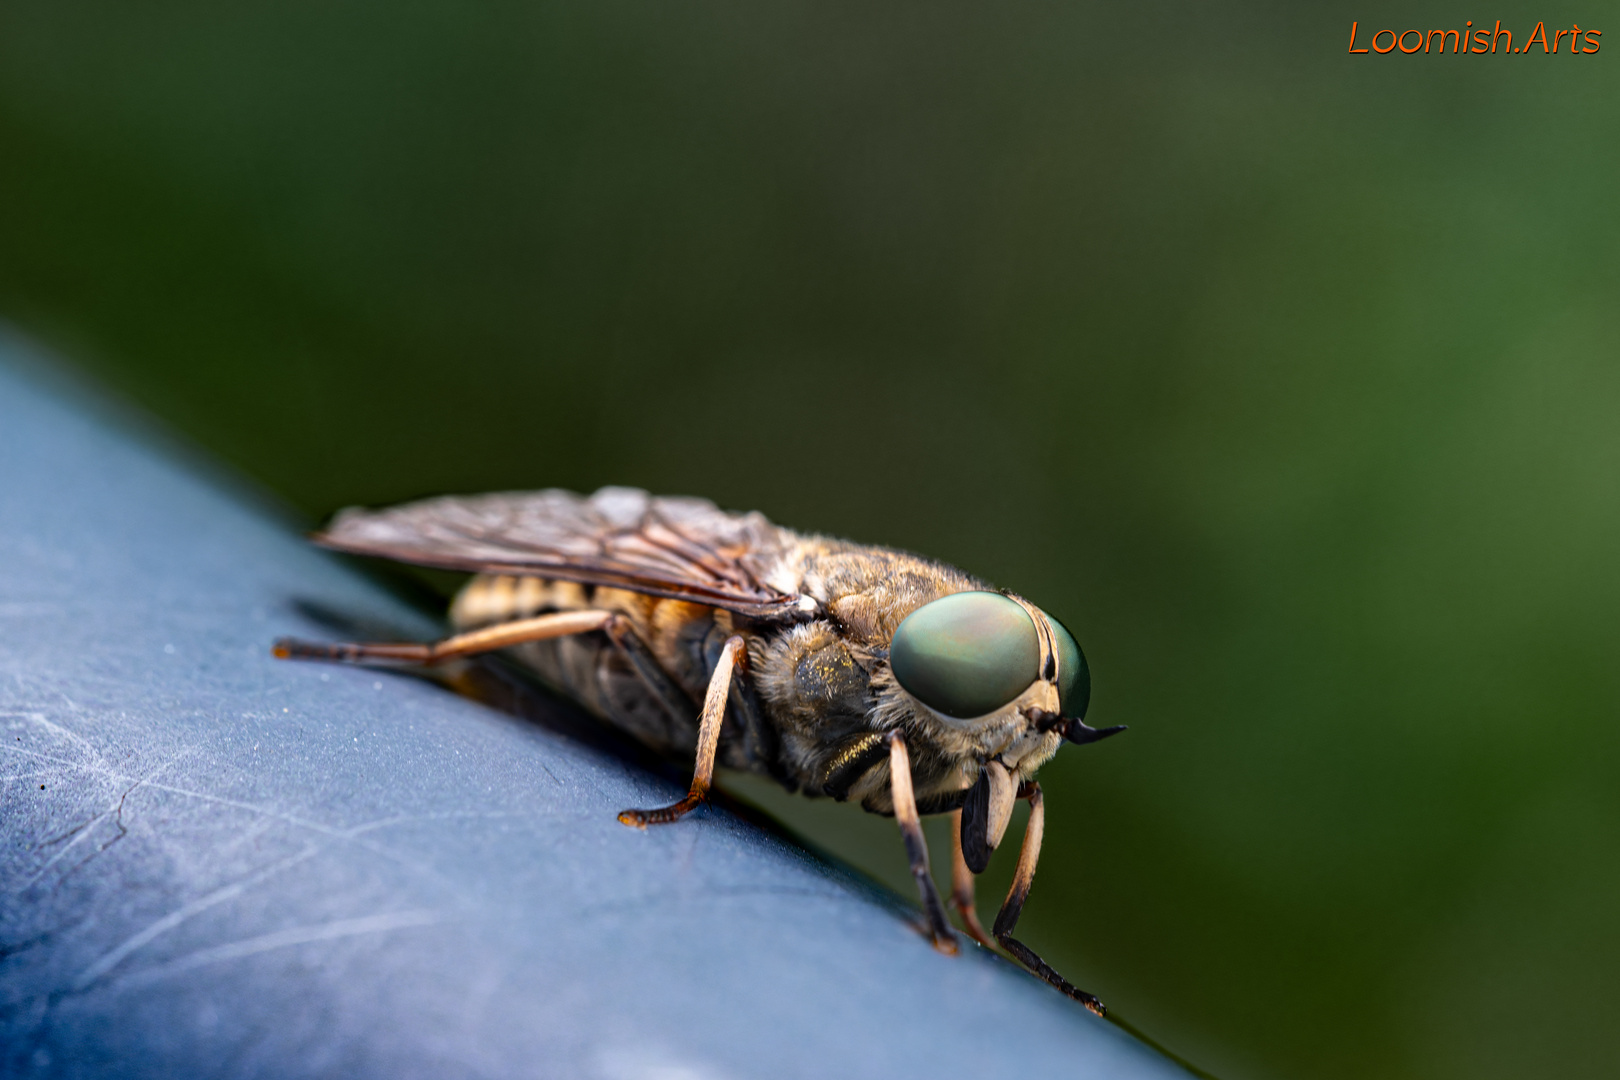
[1046,613,1091,719]
[890,591,1039,719]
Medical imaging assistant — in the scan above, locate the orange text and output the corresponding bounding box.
[1348,21,1601,54]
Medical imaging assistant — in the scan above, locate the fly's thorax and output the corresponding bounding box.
[753,622,879,731]
[749,544,977,761]
[772,539,984,644]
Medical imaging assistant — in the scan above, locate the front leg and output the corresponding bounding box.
[887,732,958,955]
[617,635,745,827]
[991,782,1106,1016]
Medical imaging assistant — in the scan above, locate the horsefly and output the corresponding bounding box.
[274,487,1124,1013]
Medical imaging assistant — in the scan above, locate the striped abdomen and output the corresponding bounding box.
[449,574,748,765]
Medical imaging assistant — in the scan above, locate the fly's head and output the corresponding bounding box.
[886,590,1097,753]
[879,589,1124,868]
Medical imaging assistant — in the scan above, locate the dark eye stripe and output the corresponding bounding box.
[1043,611,1091,720]
[890,591,1040,719]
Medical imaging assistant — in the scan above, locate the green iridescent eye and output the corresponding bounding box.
[890,591,1039,719]
[1046,612,1091,719]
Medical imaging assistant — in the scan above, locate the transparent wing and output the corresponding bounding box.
[313,487,806,618]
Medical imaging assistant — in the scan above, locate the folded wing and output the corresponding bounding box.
[315,487,807,619]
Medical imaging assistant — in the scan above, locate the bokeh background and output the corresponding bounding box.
[3,2,1617,1077]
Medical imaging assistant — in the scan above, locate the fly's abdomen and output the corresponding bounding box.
[450,574,715,760]
[450,574,588,629]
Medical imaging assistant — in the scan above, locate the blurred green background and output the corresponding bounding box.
[3,2,1617,1077]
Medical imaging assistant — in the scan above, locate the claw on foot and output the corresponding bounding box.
[616,792,703,828]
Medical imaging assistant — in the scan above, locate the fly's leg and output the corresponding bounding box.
[991,782,1106,1016]
[617,636,744,828]
[280,613,730,829]
[887,731,959,956]
[273,610,617,665]
[278,609,694,727]
[947,808,997,950]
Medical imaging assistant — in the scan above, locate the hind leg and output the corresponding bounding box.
[273,609,617,664]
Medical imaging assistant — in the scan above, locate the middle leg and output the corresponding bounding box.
[617,635,745,828]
